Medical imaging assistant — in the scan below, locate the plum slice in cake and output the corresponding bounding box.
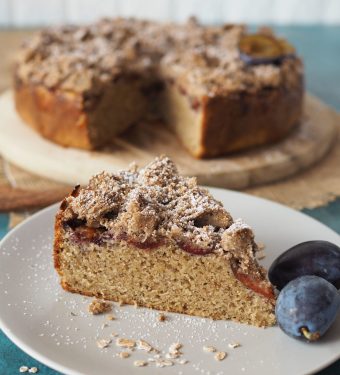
[54,156,275,327]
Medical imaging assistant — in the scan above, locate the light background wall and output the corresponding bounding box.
[1,0,340,27]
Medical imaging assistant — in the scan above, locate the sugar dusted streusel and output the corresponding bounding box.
[16,18,302,98]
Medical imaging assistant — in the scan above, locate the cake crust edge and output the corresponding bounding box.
[14,78,303,158]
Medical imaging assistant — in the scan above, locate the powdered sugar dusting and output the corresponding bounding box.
[62,156,235,252]
[16,17,302,97]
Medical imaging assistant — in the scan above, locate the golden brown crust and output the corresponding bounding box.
[198,83,304,158]
[15,79,303,158]
[14,80,92,149]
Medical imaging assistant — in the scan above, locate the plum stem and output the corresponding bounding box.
[300,327,320,341]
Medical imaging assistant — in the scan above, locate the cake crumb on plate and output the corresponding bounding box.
[214,351,227,361]
[158,313,166,321]
[88,299,112,315]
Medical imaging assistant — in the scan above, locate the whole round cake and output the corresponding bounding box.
[14,18,304,158]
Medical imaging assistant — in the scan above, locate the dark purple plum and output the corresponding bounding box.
[238,34,295,65]
[276,275,340,341]
[269,240,340,290]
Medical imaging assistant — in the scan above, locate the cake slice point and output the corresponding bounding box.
[54,156,275,327]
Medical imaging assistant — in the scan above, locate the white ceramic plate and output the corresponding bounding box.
[0,188,339,375]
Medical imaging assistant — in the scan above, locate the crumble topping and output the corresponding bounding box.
[16,17,302,97]
[60,156,264,274]
[63,156,233,251]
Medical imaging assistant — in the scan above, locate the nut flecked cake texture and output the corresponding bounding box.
[54,156,276,327]
[15,18,303,158]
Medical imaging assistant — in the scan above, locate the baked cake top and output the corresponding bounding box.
[61,156,259,273]
[16,17,303,97]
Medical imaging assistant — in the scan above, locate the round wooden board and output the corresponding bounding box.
[0,90,337,189]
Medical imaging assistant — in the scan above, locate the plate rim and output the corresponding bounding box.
[0,187,339,375]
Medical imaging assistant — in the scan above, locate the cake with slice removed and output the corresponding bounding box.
[54,156,276,327]
[15,17,303,158]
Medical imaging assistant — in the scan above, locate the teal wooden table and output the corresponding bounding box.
[1,26,340,375]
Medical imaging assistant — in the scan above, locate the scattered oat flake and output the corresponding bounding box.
[119,352,130,359]
[28,368,38,374]
[88,299,112,315]
[19,367,29,373]
[155,359,173,368]
[203,345,216,353]
[134,360,147,367]
[214,351,227,361]
[169,342,182,352]
[158,313,166,321]
[107,314,115,321]
[178,359,188,365]
[96,339,111,349]
[166,352,181,359]
[116,338,136,348]
[137,339,153,352]
[101,323,108,329]
[228,342,241,349]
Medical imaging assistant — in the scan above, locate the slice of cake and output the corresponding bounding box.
[54,156,275,327]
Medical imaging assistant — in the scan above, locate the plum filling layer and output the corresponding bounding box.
[116,232,162,250]
[231,263,275,300]
[64,221,163,249]
[179,241,214,255]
